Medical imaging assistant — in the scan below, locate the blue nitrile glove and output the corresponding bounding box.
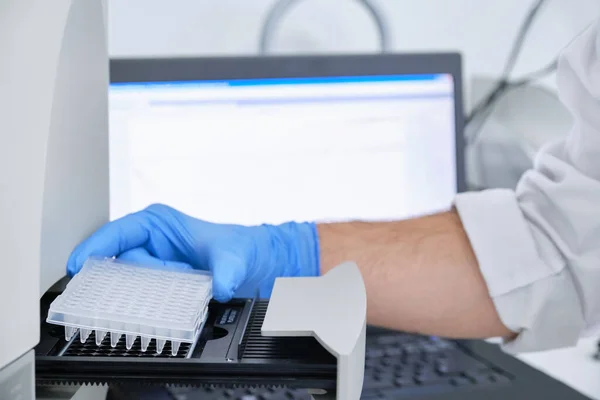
[66,204,320,302]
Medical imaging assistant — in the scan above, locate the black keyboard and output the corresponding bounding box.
[360,333,509,398]
[165,333,510,399]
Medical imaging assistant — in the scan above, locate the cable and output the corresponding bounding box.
[466,0,548,126]
[259,0,299,54]
[466,57,558,144]
[465,0,556,145]
[258,0,390,54]
[465,60,558,145]
[500,0,548,78]
[359,0,390,52]
[511,57,558,85]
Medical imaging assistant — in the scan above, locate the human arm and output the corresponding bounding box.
[318,210,514,340]
[68,204,511,339]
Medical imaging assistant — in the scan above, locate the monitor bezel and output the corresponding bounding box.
[110,53,466,194]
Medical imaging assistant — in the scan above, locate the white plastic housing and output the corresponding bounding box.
[0,0,109,372]
[262,262,367,400]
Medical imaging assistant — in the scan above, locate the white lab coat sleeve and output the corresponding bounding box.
[454,21,600,353]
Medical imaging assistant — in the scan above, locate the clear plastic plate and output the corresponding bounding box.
[46,257,212,355]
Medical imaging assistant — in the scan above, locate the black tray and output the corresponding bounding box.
[35,292,337,390]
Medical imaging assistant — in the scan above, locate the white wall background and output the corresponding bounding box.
[108,0,600,106]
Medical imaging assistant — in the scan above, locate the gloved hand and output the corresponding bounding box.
[66,204,320,302]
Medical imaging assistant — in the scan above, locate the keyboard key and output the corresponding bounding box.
[366,348,385,358]
[365,358,377,368]
[394,376,416,387]
[376,335,400,345]
[364,374,391,390]
[422,343,443,353]
[435,352,487,374]
[464,370,511,385]
[380,357,394,367]
[403,344,419,354]
[372,366,387,375]
[435,359,450,375]
[384,347,403,357]
[414,370,449,385]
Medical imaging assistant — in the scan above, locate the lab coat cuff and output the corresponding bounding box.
[492,270,584,353]
[454,188,570,341]
[455,190,586,352]
[455,189,554,298]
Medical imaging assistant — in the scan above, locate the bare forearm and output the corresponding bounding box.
[317,209,513,339]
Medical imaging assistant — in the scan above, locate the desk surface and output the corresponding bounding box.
[517,338,600,400]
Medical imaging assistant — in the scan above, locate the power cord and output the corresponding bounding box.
[465,0,558,146]
[258,0,390,54]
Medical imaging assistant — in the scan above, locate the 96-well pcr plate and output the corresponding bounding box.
[46,257,212,355]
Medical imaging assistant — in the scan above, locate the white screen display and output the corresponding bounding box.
[109,74,457,225]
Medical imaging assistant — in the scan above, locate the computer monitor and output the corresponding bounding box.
[109,54,464,225]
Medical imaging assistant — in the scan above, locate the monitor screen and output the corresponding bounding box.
[109,74,457,225]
